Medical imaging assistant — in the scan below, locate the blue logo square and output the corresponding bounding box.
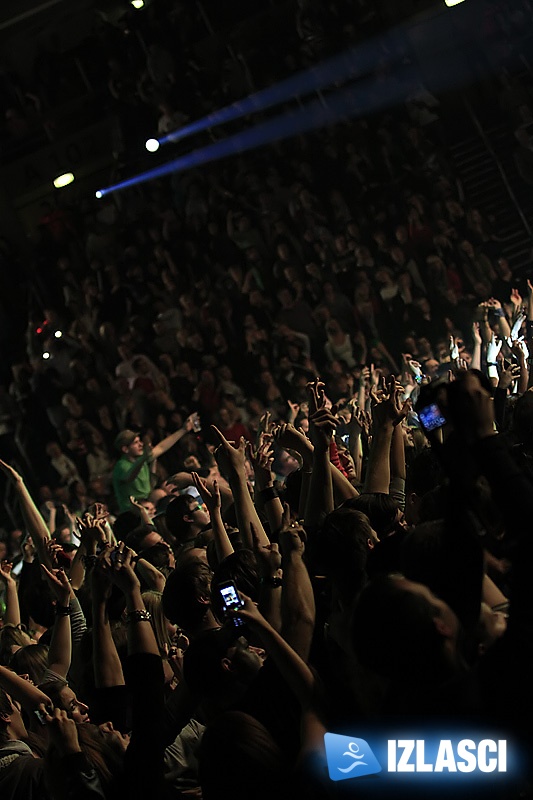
[324,733,382,782]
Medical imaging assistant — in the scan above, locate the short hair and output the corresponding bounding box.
[113,510,143,541]
[123,523,158,552]
[182,626,242,698]
[165,495,196,541]
[342,493,399,537]
[318,507,373,586]
[162,558,213,632]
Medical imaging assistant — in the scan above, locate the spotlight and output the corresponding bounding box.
[42,351,51,360]
[131,0,144,8]
[145,138,160,152]
[54,330,63,339]
[444,0,465,5]
[53,172,74,189]
[95,190,103,199]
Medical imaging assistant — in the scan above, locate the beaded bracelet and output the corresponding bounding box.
[126,609,152,623]
[55,606,71,617]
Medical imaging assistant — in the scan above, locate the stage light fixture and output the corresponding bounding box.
[145,138,160,152]
[53,173,74,189]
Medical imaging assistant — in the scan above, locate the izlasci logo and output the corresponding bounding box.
[324,734,382,781]
[324,733,508,783]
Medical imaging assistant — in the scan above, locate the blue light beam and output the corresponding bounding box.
[96,36,500,199]
[158,40,390,146]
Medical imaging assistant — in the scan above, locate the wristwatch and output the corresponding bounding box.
[260,576,283,588]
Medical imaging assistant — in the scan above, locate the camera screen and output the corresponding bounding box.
[220,584,243,612]
[418,403,447,431]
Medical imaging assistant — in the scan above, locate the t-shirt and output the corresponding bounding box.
[0,741,47,800]
[112,456,152,513]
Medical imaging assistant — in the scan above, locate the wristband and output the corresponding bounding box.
[126,609,152,623]
[82,554,98,569]
[55,606,71,617]
[258,486,279,503]
[259,576,283,588]
[491,308,505,318]
[486,362,498,366]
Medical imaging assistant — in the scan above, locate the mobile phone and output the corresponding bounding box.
[193,415,202,433]
[417,402,447,431]
[34,708,48,726]
[218,580,245,627]
[340,434,349,445]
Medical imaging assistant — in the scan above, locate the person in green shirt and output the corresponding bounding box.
[112,414,198,513]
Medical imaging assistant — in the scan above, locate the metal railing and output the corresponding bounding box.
[462,94,532,239]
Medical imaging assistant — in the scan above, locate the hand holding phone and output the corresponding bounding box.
[417,402,447,432]
[218,580,245,627]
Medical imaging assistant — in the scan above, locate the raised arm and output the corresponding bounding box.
[212,426,270,551]
[41,565,74,680]
[304,398,336,528]
[91,556,125,688]
[248,435,284,536]
[363,381,395,494]
[279,517,315,662]
[151,413,198,460]
[192,472,233,562]
[0,664,51,712]
[0,460,53,569]
[229,594,316,708]
[0,562,21,626]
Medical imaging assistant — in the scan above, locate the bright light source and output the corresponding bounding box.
[42,351,51,360]
[53,172,74,189]
[145,138,160,152]
[444,0,465,6]
[54,330,63,339]
[131,0,144,8]
[95,190,103,199]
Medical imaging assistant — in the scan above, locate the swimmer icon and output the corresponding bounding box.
[324,734,382,782]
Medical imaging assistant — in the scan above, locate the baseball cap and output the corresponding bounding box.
[114,429,139,451]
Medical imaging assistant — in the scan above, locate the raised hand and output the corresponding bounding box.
[0,560,14,585]
[511,313,526,342]
[246,435,274,489]
[510,288,523,309]
[499,363,521,391]
[251,522,282,579]
[305,378,326,416]
[212,425,247,477]
[41,564,72,606]
[184,412,200,433]
[487,333,503,365]
[107,543,140,595]
[45,708,81,756]
[76,512,107,552]
[279,504,306,557]
[287,400,300,424]
[308,406,339,451]
[0,459,23,484]
[191,472,221,514]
